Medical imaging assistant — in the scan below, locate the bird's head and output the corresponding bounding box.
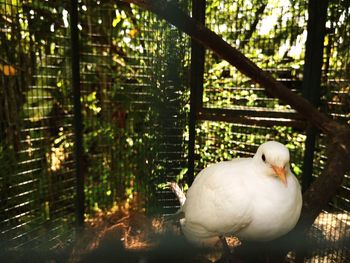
[254,141,291,186]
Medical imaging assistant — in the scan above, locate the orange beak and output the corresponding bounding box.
[272,166,287,186]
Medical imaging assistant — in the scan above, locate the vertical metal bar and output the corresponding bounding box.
[301,0,328,194]
[188,0,206,185]
[70,0,84,226]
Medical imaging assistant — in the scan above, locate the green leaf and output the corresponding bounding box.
[176,167,188,182]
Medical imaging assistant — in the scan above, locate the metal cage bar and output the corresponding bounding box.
[70,0,84,227]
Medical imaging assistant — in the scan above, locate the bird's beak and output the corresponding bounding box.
[272,166,287,186]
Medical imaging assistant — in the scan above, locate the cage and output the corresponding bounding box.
[0,0,349,262]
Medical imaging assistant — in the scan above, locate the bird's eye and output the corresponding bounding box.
[262,154,266,162]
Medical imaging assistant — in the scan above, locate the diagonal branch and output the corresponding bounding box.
[123,0,342,135]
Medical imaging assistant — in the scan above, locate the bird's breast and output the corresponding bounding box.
[236,175,302,241]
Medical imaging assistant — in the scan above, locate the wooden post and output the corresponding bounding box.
[188,0,205,185]
[301,0,329,193]
[298,0,329,261]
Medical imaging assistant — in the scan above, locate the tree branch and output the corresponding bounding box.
[240,2,267,49]
[124,0,342,135]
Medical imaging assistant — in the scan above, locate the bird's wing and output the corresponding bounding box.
[182,160,253,237]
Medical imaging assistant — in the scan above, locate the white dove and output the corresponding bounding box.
[179,141,302,247]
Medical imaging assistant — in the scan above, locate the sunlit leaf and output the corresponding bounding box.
[128,28,138,37]
[0,64,17,76]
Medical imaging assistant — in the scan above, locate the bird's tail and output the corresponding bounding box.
[169,182,186,207]
[162,182,186,223]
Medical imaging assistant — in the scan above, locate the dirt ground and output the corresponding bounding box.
[68,194,239,263]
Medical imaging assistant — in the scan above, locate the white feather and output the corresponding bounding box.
[180,141,302,246]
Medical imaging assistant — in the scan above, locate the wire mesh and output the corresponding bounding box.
[1,0,191,250]
[203,0,306,111]
[0,0,75,250]
[305,1,350,262]
[197,0,307,185]
[77,0,190,215]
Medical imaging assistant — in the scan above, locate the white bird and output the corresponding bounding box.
[179,141,302,247]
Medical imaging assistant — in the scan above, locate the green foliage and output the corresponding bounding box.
[67,0,190,214]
